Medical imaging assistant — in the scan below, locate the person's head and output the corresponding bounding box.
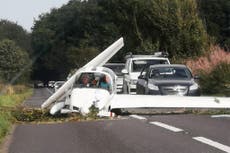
[82,74,89,85]
[102,75,110,83]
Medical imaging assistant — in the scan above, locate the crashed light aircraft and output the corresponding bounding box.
[41,37,230,116]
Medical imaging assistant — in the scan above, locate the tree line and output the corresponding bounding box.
[0,0,229,83]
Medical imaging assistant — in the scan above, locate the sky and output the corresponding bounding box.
[0,0,70,32]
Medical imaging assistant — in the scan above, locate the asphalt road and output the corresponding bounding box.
[23,88,53,108]
[5,88,230,153]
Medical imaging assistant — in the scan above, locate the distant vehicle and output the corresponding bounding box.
[54,81,65,92]
[136,64,200,96]
[103,63,125,93]
[34,80,44,88]
[48,81,55,88]
[122,52,170,94]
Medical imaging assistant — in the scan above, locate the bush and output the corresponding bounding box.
[186,45,230,75]
[199,63,230,96]
[87,104,99,119]
[185,45,230,96]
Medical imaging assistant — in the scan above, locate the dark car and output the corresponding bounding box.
[136,64,200,96]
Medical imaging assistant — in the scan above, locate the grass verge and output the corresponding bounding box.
[0,87,32,143]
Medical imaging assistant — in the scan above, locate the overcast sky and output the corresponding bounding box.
[0,0,70,32]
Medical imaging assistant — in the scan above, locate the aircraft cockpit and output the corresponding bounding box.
[74,67,116,93]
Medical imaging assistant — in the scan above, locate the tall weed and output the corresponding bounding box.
[186,45,230,75]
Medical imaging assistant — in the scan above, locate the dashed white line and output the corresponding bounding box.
[193,136,230,153]
[149,121,183,132]
[129,115,147,120]
[211,114,230,118]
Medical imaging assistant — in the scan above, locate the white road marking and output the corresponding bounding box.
[193,136,230,153]
[46,88,54,94]
[129,115,147,120]
[211,114,230,118]
[149,121,183,132]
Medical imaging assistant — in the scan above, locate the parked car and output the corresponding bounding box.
[54,81,65,92]
[34,80,44,88]
[122,52,170,94]
[48,81,55,88]
[103,63,125,93]
[136,64,200,96]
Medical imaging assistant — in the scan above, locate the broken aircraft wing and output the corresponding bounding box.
[41,37,124,109]
[111,94,230,110]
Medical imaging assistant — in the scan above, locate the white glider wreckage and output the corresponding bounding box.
[41,37,230,116]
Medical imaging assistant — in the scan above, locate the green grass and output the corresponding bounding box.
[0,87,32,143]
[0,112,12,142]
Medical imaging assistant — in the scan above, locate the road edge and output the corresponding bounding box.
[0,124,16,153]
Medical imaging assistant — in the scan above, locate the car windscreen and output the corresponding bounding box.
[132,59,169,72]
[149,67,192,80]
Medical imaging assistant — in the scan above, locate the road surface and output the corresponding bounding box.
[5,88,230,153]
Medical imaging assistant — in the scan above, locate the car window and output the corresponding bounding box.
[104,64,125,76]
[149,67,192,80]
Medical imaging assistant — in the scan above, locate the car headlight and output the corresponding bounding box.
[190,83,199,90]
[148,83,159,90]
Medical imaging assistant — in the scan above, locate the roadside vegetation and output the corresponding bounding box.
[0,85,32,143]
[186,46,230,96]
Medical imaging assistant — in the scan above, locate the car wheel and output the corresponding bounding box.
[111,109,122,116]
[111,108,129,116]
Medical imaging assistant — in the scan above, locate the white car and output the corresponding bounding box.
[103,63,125,93]
[54,81,65,92]
[122,52,170,94]
[48,81,55,88]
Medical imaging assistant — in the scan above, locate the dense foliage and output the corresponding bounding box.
[31,0,209,80]
[0,20,32,55]
[0,20,32,84]
[198,0,230,49]
[0,39,31,83]
[199,63,230,96]
[185,46,230,96]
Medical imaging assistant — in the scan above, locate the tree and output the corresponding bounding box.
[0,20,32,55]
[99,0,208,58]
[31,0,209,81]
[0,39,31,83]
[198,0,230,50]
[31,0,120,81]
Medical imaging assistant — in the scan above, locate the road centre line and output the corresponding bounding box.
[149,121,183,132]
[129,115,147,120]
[211,114,230,118]
[193,137,230,153]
